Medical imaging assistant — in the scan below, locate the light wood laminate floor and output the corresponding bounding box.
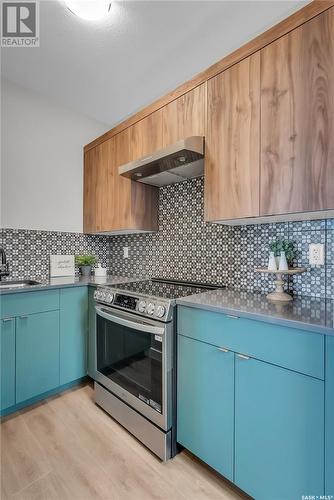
[1,383,247,500]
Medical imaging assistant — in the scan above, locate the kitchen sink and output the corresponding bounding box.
[0,280,41,289]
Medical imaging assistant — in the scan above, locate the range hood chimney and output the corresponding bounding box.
[118,136,204,187]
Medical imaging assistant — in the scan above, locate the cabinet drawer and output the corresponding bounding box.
[177,306,324,379]
[1,290,59,318]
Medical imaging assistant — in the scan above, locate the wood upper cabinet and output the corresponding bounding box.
[205,53,260,221]
[130,109,163,160]
[83,129,158,233]
[162,84,206,146]
[83,146,100,233]
[260,8,334,216]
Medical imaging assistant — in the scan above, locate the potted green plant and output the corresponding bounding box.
[75,255,97,277]
[269,238,294,267]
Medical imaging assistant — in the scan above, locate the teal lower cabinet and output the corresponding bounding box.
[177,335,234,480]
[60,287,88,385]
[234,355,324,500]
[16,310,60,403]
[326,336,334,497]
[1,317,15,410]
[1,286,90,415]
[87,287,96,378]
[177,306,329,500]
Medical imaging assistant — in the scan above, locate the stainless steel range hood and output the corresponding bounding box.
[118,136,204,187]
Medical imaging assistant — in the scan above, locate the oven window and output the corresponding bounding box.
[96,314,163,413]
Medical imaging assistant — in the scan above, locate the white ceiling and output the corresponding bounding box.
[2,0,308,127]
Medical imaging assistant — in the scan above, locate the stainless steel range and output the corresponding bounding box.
[93,278,222,461]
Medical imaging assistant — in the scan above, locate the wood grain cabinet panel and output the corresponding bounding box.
[83,129,158,233]
[83,147,98,233]
[205,53,260,221]
[260,8,334,216]
[162,84,206,146]
[130,109,163,160]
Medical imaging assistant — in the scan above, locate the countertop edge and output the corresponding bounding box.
[0,281,90,295]
[176,298,334,336]
[0,276,137,295]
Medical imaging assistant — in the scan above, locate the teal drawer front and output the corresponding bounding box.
[87,287,96,378]
[177,335,234,481]
[16,310,60,403]
[177,306,324,379]
[235,356,324,500]
[1,318,15,410]
[1,290,59,318]
[60,287,88,385]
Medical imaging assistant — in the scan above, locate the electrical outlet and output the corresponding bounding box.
[123,247,129,259]
[309,243,325,265]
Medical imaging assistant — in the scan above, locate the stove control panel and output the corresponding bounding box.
[113,294,138,311]
[94,289,114,304]
[94,287,171,322]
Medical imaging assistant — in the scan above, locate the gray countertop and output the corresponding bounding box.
[177,288,334,335]
[0,275,138,295]
[1,275,333,335]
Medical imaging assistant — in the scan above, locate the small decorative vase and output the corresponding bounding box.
[80,265,92,277]
[268,251,277,271]
[278,251,288,271]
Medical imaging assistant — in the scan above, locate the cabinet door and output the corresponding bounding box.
[162,84,206,146]
[87,287,96,378]
[113,130,137,230]
[60,287,88,385]
[205,54,260,221]
[16,311,60,403]
[130,109,163,160]
[84,143,111,233]
[1,318,15,411]
[260,9,334,215]
[235,356,324,500]
[83,146,99,233]
[177,335,234,481]
[83,131,158,233]
[326,336,334,497]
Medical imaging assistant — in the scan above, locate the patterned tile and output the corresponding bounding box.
[326,230,334,265]
[289,266,326,299]
[289,219,326,232]
[289,230,326,266]
[0,177,331,299]
[326,219,334,230]
[326,265,334,299]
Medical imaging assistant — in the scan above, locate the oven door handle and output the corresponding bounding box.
[95,305,166,336]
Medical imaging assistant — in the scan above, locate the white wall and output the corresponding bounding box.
[1,79,108,232]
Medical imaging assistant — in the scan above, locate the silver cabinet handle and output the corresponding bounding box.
[226,314,239,320]
[217,347,229,353]
[237,353,250,360]
[2,317,13,322]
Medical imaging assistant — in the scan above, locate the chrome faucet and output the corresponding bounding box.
[0,247,9,280]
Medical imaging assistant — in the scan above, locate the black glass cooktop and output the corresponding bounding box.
[112,279,224,300]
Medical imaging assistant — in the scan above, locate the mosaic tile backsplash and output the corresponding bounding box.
[1,177,334,299]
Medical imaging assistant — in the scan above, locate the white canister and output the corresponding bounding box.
[94,264,107,277]
[268,251,277,271]
[278,251,289,271]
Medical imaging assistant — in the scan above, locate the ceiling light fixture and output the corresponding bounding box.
[64,1,112,21]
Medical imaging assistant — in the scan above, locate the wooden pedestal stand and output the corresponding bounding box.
[255,268,307,302]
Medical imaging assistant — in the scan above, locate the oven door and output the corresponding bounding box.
[94,304,170,430]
